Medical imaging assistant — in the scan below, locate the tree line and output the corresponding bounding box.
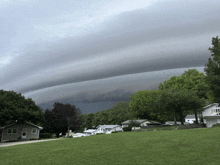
[0,36,219,135]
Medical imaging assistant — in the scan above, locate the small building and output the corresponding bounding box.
[185,114,202,124]
[0,122,43,143]
[202,103,220,127]
[96,125,122,134]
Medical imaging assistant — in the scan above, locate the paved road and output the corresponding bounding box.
[0,139,61,147]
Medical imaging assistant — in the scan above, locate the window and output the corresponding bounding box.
[32,128,37,134]
[13,129,17,133]
[7,129,16,134]
[7,129,12,133]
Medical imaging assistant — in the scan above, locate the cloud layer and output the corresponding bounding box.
[0,0,219,112]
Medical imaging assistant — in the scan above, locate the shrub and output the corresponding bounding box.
[30,138,38,140]
[123,127,132,132]
[111,131,117,133]
[177,124,204,130]
[200,115,204,123]
[96,133,105,135]
[39,133,52,139]
[212,123,220,127]
[6,140,17,142]
[129,120,141,127]
[17,136,21,141]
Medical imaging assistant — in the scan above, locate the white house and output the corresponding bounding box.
[96,125,122,134]
[121,119,160,128]
[202,103,220,128]
[185,114,202,124]
[83,129,97,136]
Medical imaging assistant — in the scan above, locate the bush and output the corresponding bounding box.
[6,140,17,142]
[96,133,105,135]
[129,120,140,127]
[30,138,38,140]
[111,131,117,133]
[123,127,132,132]
[177,124,204,130]
[39,133,52,139]
[212,123,220,127]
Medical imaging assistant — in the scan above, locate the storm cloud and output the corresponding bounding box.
[0,0,219,113]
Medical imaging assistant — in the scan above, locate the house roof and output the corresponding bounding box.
[203,103,219,110]
[121,119,160,125]
[96,125,121,129]
[121,119,147,124]
[0,122,43,130]
[185,114,202,119]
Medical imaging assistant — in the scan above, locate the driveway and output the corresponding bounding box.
[0,139,61,147]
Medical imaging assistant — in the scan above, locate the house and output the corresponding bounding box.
[121,119,160,128]
[83,129,97,136]
[202,103,220,127]
[0,122,43,143]
[164,121,181,125]
[122,119,147,128]
[96,125,122,134]
[185,114,202,124]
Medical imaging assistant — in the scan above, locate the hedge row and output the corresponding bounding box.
[39,133,52,138]
[177,124,205,130]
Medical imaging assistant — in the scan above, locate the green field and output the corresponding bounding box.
[1,128,220,165]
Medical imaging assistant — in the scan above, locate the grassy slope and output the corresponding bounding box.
[1,128,220,165]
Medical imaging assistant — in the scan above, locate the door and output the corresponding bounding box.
[22,128,27,139]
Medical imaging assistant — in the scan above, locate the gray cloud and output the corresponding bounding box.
[0,0,219,112]
[22,67,204,104]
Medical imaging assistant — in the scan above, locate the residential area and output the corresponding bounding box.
[1,102,220,143]
[0,1,220,163]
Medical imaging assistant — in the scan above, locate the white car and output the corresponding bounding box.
[72,133,87,138]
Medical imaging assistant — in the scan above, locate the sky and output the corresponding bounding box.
[1,0,220,114]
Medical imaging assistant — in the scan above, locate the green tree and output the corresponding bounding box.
[43,102,82,137]
[158,69,209,123]
[159,69,208,99]
[0,90,44,126]
[107,101,130,125]
[129,90,161,121]
[81,113,95,130]
[155,88,206,125]
[90,101,130,127]
[204,36,220,103]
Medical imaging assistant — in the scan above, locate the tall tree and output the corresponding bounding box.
[43,102,82,137]
[204,36,220,103]
[158,69,209,123]
[90,101,130,127]
[159,69,208,99]
[155,88,206,125]
[107,101,130,125]
[129,90,161,121]
[81,113,95,130]
[0,90,44,126]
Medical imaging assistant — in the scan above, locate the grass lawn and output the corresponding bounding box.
[1,128,220,165]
